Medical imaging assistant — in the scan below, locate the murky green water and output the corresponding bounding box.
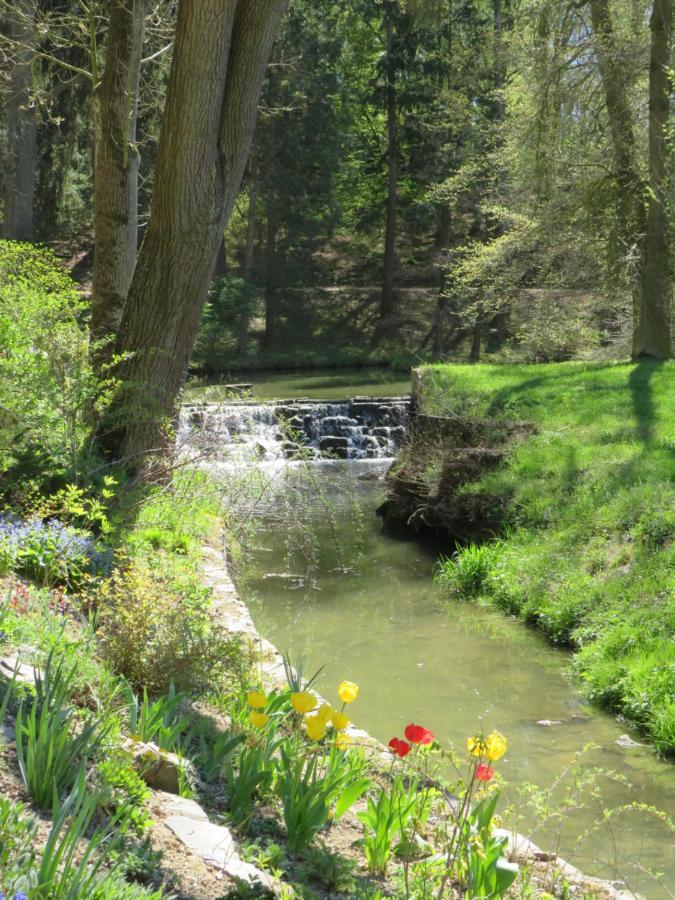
[185,367,411,402]
[244,461,675,897]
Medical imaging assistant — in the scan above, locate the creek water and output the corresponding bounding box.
[185,367,412,402]
[242,460,675,897]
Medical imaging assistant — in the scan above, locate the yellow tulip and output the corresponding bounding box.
[305,715,327,741]
[249,710,269,728]
[336,732,351,750]
[467,735,487,757]
[486,731,507,761]
[337,680,359,703]
[291,691,317,714]
[316,704,332,724]
[330,709,350,731]
[247,690,267,709]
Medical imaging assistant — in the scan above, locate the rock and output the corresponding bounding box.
[125,739,191,794]
[536,719,562,727]
[615,734,643,749]
[165,815,277,894]
[0,656,39,686]
[155,792,208,821]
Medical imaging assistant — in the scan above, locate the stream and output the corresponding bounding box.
[187,372,675,897]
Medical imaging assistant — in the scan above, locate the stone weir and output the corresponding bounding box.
[178,396,410,461]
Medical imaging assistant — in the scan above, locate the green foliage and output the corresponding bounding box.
[35,768,119,899]
[275,743,370,852]
[224,732,279,825]
[357,775,420,875]
[195,277,259,371]
[464,794,518,898]
[0,797,36,895]
[0,242,98,501]
[97,753,153,835]
[96,559,251,695]
[123,681,189,750]
[15,650,107,810]
[192,725,246,783]
[435,542,500,599]
[423,360,675,751]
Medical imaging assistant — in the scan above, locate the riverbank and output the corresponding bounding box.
[382,361,674,754]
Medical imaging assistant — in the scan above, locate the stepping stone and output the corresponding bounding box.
[0,656,38,686]
[165,816,276,893]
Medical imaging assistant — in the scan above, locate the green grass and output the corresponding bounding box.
[424,360,674,754]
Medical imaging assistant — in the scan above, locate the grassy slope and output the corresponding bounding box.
[420,360,674,753]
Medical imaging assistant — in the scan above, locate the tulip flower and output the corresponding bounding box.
[316,704,332,724]
[388,737,411,758]
[336,732,351,750]
[305,714,327,741]
[291,691,317,714]
[476,764,494,782]
[249,710,269,728]
[338,680,359,703]
[330,709,350,731]
[467,735,488,757]
[247,690,267,709]
[486,731,507,761]
[404,723,434,745]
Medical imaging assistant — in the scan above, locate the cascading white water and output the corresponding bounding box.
[177,397,409,461]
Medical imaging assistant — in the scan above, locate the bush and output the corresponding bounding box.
[435,542,500,599]
[0,515,112,586]
[95,560,251,695]
[0,241,98,502]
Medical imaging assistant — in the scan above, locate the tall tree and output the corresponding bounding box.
[102,0,287,463]
[634,0,672,358]
[379,2,399,332]
[2,0,37,241]
[91,0,146,350]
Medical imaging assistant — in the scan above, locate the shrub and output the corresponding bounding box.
[435,542,499,599]
[0,241,98,501]
[0,797,36,895]
[95,560,252,695]
[0,515,112,586]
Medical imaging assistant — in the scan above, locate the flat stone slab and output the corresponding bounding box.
[165,815,275,893]
[0,656,38,685]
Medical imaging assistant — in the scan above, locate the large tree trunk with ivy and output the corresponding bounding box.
[3,0,37,241]
[91,0,146,352]
[633,0,672,359]
[99,0,287,464]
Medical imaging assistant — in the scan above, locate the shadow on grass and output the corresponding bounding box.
[628,359,665,445]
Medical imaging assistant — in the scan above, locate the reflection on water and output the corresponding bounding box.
[243,461,675,897]
[185,367,412,402]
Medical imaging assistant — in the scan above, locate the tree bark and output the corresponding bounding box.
[633,0,672,358]
[91,0,146,351]
[3,0,37,241]
[589,0,645,324]
[378,7,398,333]
[100,0,287,464]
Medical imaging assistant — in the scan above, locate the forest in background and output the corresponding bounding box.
[1,0,672,388]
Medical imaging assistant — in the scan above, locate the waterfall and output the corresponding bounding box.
[178,397,409,461]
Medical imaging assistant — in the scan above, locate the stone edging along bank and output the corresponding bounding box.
[201,543,637,900]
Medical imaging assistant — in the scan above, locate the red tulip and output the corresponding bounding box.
[404,723,434,745]
[388,737,411,758]
[476,764,494,782]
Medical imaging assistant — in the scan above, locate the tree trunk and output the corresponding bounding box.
[378,8,398,333]
[3,0,37,241]
[469,321,481,362]
[100,0,287,464]
[91,0,146,350]
[589,0,645,329]
[633,0,672,359]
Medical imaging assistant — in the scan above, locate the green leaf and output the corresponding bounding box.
[335,777,371,820]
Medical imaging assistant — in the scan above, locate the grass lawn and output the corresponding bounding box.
[423,360,675,754]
